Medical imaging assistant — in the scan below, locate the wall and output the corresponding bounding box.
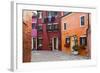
[37,11,61,50]
[61,12,89,55]
[23,10,33,62]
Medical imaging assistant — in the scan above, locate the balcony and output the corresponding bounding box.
[43,16,56,23]
[46,24,59,32]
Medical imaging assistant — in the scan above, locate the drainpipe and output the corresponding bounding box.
[87,13,91,57]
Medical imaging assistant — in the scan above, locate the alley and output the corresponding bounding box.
[31,51,90,62]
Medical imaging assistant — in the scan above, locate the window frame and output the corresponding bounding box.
[38,11,42,19]
[64,23,67,30]
[32,23,36,29]
[80,36,87,46]
[37,36,43,47]
[37,24,42,31]
[80,16,85,27]
[47,23,52,31]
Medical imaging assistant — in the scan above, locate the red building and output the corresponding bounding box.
[32,11,62,51]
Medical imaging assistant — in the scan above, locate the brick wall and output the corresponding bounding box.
[23,11,32,62]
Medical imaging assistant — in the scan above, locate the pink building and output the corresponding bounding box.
[31,11,62,51]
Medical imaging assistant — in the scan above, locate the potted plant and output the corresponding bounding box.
[72,45,79,55]
[72,35,79,55]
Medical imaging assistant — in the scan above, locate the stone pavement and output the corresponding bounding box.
[31,50,90,62]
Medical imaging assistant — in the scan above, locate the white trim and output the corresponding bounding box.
[12,1,97,71]
[36,38,37,49]
[56,37,58,50]
[48,23,52,25]
[38,12,42,19]
[32,37,37,50]
[80,35,86,37]
[31,37,33,49]
[53,23,58,24]
[52,38,54,51]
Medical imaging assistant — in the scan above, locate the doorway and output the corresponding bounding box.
[52,37,58,51]
[32,38,37,50]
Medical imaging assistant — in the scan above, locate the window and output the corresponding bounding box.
[37,24,42,31]
[38,37,42,47]
[32,23,35,29]
[80,37,87,46]
[48,11,58,17]
[43,18,48,23]
[48,12,52,17]
[54,24,58,30]
[48,17,51,22]
[32,17,37,23]
[80,16,85,26]
[66,37,70,45]
[38,12,42,19]
[47,23,52,31]
[48,11,57,23]
[48,12,52,23]
[64,37,70,47]
[53,23,58,30]
[64,23,67,30]
[53,12,58,16]
[51,17,55,22]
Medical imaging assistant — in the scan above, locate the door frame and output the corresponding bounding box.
[32,37,37,50]
[52,37,58,51]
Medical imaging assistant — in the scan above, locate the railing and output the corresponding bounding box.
[43,16,56,23]
[46,24,59,31]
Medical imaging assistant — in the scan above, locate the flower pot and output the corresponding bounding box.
[72,51,78,55]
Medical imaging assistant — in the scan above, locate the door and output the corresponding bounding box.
[54,38,57,50]
[32,38,37,50]
[52,37,58,51]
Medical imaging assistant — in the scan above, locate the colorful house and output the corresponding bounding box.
[22,10,91,62]
[61,12,90,56]
[31,11,62,51]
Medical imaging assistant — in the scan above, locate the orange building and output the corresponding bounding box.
[61,12,90,56]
